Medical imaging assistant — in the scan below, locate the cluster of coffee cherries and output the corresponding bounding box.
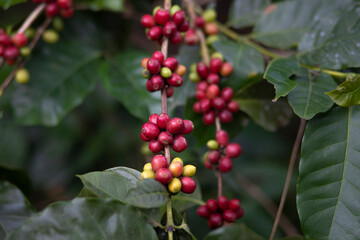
[141,5,190,45]
[197,196,244,229]
[142,51,186,96]
[141,113,194,153]
[190,55,238,125]
[203,130,242,172]
[0,30,29,66]
[141,156,197,194]
[32,0,74,18]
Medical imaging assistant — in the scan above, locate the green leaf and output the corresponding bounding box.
[263,56,300,101]
[100,50,161,121]
[6,198,158,240]
[204,224,265,240]
[0,0,26,9]
[287,70,337,120]
[297,106,360,239]
[252,0,353,49]
[81,0,125,11]
[172,178,203,211]
[0,123,27,169]
[0,181,35,238]
[237,98,293,131]
[326,75,360,107]
[298,4,360,69]
[227,0,270,28]
[78,167,169,208]
[212,40,264,91]
[276,237,305,240]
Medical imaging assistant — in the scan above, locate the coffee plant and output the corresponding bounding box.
[0,0,359,239]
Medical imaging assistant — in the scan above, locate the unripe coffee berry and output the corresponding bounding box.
[143,163,153,171]
[182,165,196,177]
[189,72,200,82]
[175,65,186,76]
[151,154,168,171]
[206,199,218,212]
[204,22,219,35]
[219,157,232,173]
[226,143,242,158]
[207,140,219,150]
[170,5,181,16]
[202,9,217,23]
[169,161,183,177]
[168,177,182,194]
[220,62,233,77]
[157,113,170,129]
[155,168,172,184]
[149,139,164,153]
[171,134,188,152]
[141,170,155,180]
[180,176,196,194]
[197,205,210,218]
[42,30,59,44]
[141,57,150,68]
[15,68,30,84]
[166,118,184,134]
[212,52,224,61]
[172,157,183,165]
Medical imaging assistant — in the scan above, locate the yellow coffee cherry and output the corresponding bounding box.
[15,68,30,84]
[42,29,59,44]
[207,140,219,150]
[190,63,197,73]
[211,52,224,61]
[183,165,196,177]
[141,170,155,180]
[143,163,152,171]
[172,157,183,166]
[202,9,217,22]
[168,178,181,194]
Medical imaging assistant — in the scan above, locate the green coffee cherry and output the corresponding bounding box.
[202,152,209,163]
[0,90,3,98]
[53,17,64,31]
[42,30,59,44]
[20,47,31,57]
[189,72,200,82]
[160,67,172,78]
[190,63,197,73]
[207,140,219,150]
[170,5,181,16]
[206,35,219,46]
[153,6,161,16]
[202,9,217,22]
[211,52,224,61]
[141,143,152,155]
[143,69,151,79]
[25,28,35,39]
[15,68,30,84]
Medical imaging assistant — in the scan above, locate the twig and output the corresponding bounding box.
[269,118,307,240]
[0,18,52,93]
[215,116,221,131]
[216,171,222,197]
[235,174,299,236]
[17,3,46,34]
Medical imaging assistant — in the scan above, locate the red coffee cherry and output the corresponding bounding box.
[193,102,202,113]
[212,97,226,110]
[197,205,210,218]
[154,9,170,25]
[204,22,219,35]
[166,86,174,98]
[180,120,194,135]
[206,73,220,84]
[157,113,170,129]
[220,62,233,77]
[140,132,151,142]
[227,100,239,113]
[172,10,185,26]
[141,14,155,28]
[206,84,220,100]
[217,196,229,211]
[60,7,74,18]
[196,81,208,91]
[208,213,223,229]
[195,16,205,27]
[149,113,159,125]
[0,33,12,46]
[196,62,209,79]
[4,46,19,60]
[206,199,218,212]
[178,20,190,32]
[158,131,173,145]
[170,31,182,44]
[155,168,172,184]
[168,161,183,177]
[171,134,188,152]
[195,90,206,101]
[209,58,223,73]
[146,80,155,92]
[6,59,17,65]
[12,33,27,47]
[149,139,164,153]
[0,45,4,56]
[216,130,229,147]
[163,57,178,71]
[57,0,73,8]
[163,21,177,37]
[167,73,183,87]
[204,160,212,169]
[207,150,220,164]
[147,26,162,40]
[203,110,215,125]
[151,154,168,171]
[219,109,233,123]
[180,176,196,193]
[147,58,161,74]
[166,118,184,134]
[200,98,211,112]
[46,3,58,17]
[229,199,241,210]
[219,157,232,173]
[235,207,244,218]
[222,210,237,223]
[142,122,160,139]
[150,75,165,90]
[226,143,242,158]
[184,28,198,45]
[152,51,164,64]
[221,87,234,102]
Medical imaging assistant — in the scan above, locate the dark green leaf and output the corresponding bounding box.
[0,181,35,238]
[275,237,305,240]
[100,50,161,121]
[172,178,203,211]
[78,167,169,208]
[0,0,26,9]
[6,198,158,240]
[263,56,300,101]
[81,0,125,11]
[237,98,293,131]
[212,40,264,91]
[326,75,360,107]
[297,106,360,239]
[288,70,337,119]
[0,123,27,169]
[227,0,270,28]
[204,224,264,240]
[298,4,360,69]
[252,0,353,49]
